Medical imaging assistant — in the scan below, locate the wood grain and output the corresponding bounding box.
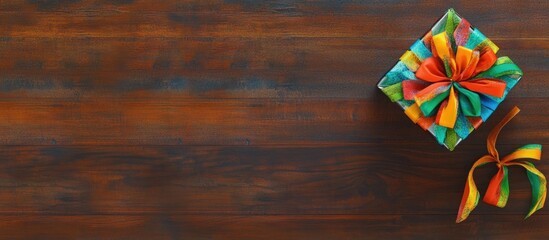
[0,0,548,238]
[0,145,546,215]
[1,1,547,38]
[0,38,546,99]
[0,98,547,145]
[2,214,549,240]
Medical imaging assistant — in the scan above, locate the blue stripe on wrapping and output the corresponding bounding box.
[410,40,432,61]
[454,112,473,139]
[378,61,417,87]
[481,92,507,105]
[501,75,521,91]
[392,62,416,80]
[397,99,416,108]
[464,28,487,50]
[480,104,495,121]
[401,68,416,80]
[480,94,500,110]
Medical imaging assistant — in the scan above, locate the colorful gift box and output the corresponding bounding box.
[377,8,523,150]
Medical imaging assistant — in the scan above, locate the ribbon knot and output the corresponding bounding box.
[456,106,546,223]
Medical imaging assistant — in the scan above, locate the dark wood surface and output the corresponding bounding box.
[0,0,547,239]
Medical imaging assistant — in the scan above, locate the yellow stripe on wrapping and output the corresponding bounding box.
[404,103,422,123]
[432,32,452,61]
[480,38,500,54]
[438,86,458,128]
[399,50,422,72]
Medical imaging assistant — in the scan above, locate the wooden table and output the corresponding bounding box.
[0,1,547,239]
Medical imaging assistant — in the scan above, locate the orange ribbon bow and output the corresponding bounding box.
[456,106,546,222]
[405,32,508,129]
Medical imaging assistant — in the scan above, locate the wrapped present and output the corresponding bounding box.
[377,8,523,150]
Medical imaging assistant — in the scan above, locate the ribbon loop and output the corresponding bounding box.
[456,155,495,223]
[456,107,546,223]
[501,144,542,163]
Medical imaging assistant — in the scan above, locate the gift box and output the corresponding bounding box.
[377,8,523,150]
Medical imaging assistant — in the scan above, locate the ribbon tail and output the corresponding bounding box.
[456,155,495,223]
[507,161,547,219]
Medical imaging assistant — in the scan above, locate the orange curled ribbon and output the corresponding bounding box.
[456,106,546,223]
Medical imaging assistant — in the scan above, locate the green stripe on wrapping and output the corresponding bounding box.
[476,63,523,79]
[442,58,453,78]
[498,166,510,207]
[464,28,487,50]
[410,40,432,61]
[381,82,403,102]
[454,84,481,117]
[444,128,460,151]
[495,56,515,65]
[444,8,460,51]
[419,87,450,116]
[432,9,461,36]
